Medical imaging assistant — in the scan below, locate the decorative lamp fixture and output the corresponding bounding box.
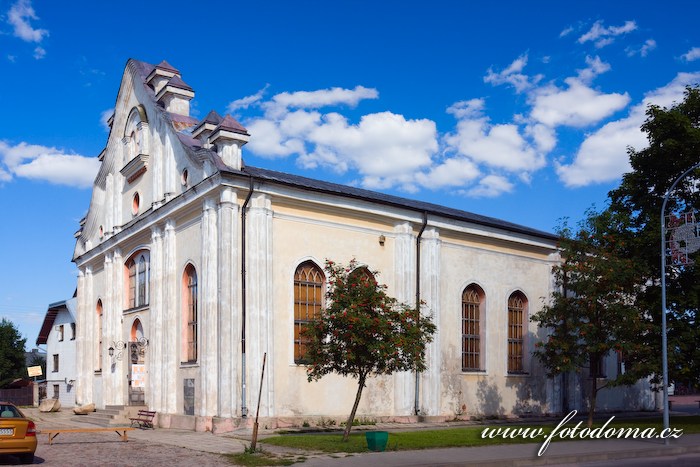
[379,234,386,246]
[109,341,127,361]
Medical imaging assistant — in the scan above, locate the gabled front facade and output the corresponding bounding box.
[37,298,78,407]
[72,59,651,432]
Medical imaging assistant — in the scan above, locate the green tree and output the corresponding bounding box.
[531,210,652,427]
[0,318,28,387]
[608,86,700,389]
[302,259,436,441]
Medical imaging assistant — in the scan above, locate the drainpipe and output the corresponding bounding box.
[414,211,428,416]
[240,175,255,418]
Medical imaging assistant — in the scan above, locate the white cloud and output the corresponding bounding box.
[484,54,542,93]
[0,141,99,188]
[33,45,45,59]
[559,26,574,38]
[303,111,437,186]
[415,157,480,189]
[447,99,485,119]
[557,72,700,187]
[576,55,611,83]
[100,108,114,132]
[246,119,304,158]
[444,114,545,173]
[0,167,11,182]
[244,85,436,190]
[7,0,48,42]
[464,175,514,198]
[626,39,657,58]
[525,123,557,153]
[227,84,269,113]
[529,78,630,128]
[578,20,637,48]
[681,47,700,62]
[266,85,378,116]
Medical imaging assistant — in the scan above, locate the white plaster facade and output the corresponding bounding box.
[72,59,653,432]
[37,298,78,408]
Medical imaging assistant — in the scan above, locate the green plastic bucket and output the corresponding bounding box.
[365,430,389,452]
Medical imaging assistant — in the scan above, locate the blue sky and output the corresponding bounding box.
[1,0,699,349]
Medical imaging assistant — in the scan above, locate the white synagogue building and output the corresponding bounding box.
[72,59,654,432]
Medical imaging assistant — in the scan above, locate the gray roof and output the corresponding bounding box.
[167,75,193,92]
[231,166,557,241]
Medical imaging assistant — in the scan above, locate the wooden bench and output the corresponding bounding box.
[129,410,156,429]
[40,427,135,445]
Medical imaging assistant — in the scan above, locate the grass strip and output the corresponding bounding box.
[262,415,700,453]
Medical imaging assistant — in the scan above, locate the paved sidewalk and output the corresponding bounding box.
[26,408,247,455]
[23,404,700,466]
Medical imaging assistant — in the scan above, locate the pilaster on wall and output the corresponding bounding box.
[84,267,94,403]
[420,227,441,416]
[393,222,416,415]
[149,227,163,413]
[200,198,219,416]
[76,269,90,405]
[106,174,114,235]
[114,173,124,234]
[217,188,239,418]
[246,193,274,417]
[153,130,164,205]
[163,220,177,413]
[111,249,126,406]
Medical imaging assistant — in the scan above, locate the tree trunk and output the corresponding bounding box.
[343,373,367,442]
[587,373,597,428]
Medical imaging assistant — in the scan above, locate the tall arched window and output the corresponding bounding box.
[126,252,149,309]
[462,284,485,371]
[294,261,325,363]
[96,299,103,372]
[349,266,375,284]
[182,264,198,363]
[507,291,528,374]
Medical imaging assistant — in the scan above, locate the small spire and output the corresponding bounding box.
[215,115,248,135]
[155,60,179,74]
[166,75,193,92]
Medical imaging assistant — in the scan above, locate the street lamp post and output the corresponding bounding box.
[660,161,700,440]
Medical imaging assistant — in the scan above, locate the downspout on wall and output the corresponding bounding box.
[240,175,255,418]
[414,211,428,416]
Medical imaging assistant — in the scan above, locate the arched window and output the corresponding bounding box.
[507,291,528,374]
[182,264,198,363]
[96,299,103,372]
[349,266,375,284]
[126,251,149,309]
[129,130,138,160]
[294,261,325,363]
[462,284,485,371]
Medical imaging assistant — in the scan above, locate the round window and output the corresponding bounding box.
[132,192,140,215]
[181,168,189,186]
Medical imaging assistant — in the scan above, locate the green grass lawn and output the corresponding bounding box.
[261,415,700,453]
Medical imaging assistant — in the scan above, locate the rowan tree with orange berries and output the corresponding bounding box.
[302,259,435,442]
